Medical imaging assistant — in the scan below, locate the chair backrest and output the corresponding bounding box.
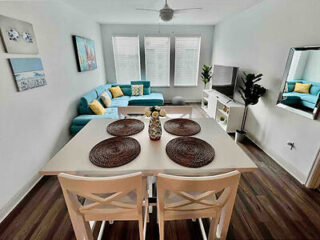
[118,106,192,119]
[157,171,240,213]
[118,106,146,118]
[162,106,192,119]
[58,172,143,220]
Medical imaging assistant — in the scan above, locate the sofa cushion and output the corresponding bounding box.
[112,84,132,96]
[129,93,164,106]
[110,96,130,107]
[70,125,83,135]
[287,81,296,92]
[80,90,98,107]
[299,94,318,104]
[72,108,119,125]
[131,81,151,95]
[310,85,320,96]
[96,84,113,98]
[78,105,94,115]
[284,92,318,104]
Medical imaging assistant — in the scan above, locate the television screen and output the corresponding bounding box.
[212,65,239,98]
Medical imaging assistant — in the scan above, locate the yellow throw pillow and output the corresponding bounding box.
[100,91,112,108]
[109,86,124,98]
[131,85,144,96]
[293,83,312,94]
[89,100,106,115]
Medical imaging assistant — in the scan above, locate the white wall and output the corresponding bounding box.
[0,1,106,221]
[212,0,320,183]
[303,51,320,82]
[100,24,214,102]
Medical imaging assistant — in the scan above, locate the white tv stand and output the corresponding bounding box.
[201,89,245,133]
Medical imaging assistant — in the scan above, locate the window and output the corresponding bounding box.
[174,36,201,86]
[112,36,141,83]
[144,36,170,87]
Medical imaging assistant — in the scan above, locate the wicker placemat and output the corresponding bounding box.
[89,137,140,168]
[107,119,144,136]
[166,137,215,168]
[164,118,201,136]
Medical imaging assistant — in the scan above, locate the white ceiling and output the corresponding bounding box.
[61,0,264,25]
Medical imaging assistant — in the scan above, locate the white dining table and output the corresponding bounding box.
[40,117,257,240]
[40,118,257,176]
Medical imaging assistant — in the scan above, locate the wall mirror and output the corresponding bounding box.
[277,47,320,119]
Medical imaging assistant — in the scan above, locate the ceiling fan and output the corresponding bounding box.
[136,0,202,22]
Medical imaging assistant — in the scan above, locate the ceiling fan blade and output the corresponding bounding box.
[174,8,203,13]
[136,8,159,12]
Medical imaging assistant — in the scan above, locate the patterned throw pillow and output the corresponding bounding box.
[131,85,144,96]
[100,91,112,108]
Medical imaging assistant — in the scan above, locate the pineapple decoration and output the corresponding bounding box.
[145,106,166,141]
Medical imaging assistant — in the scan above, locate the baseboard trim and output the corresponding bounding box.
[164,100,202,104]
[0,174,43,223]
[246,133,306,184]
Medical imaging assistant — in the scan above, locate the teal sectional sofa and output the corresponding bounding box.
[282,80,320,109]
[71,81,164,135]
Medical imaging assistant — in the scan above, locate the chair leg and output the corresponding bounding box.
[138,217,144,240]
[208,215,220,240]
[158,216,164,240]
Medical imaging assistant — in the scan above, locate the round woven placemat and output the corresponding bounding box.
[166,137,215,168]
[164,118,201,136]
[107,119,144,136]
[89,137,140,168]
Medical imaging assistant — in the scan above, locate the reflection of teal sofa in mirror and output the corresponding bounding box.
[282,80,320,109]
[70,81,164,135]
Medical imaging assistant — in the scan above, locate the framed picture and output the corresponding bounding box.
[0,15,38,54]
[9,58,46,91]
[73,35,97,72]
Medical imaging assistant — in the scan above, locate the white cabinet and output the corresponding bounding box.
[201,89,245,133]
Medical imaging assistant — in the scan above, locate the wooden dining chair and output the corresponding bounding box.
[118,106,192,119]
[162,106,192,119]
[156,171,241,240]
[118,106,146,119]
[58,172,148,240]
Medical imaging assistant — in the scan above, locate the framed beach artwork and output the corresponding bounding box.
[9,58,46,91]
[73,35,97,72]
[0,15,38,54]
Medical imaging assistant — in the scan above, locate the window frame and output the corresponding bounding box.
[112,35,142,84]
[174,36,201,87]
[144,36,171,87]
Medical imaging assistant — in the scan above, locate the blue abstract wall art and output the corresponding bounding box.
[73,35,97,72]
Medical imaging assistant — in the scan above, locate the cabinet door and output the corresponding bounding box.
[207,95,217,118]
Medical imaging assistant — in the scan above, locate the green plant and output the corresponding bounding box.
[238,72,266,132]
[201,65,212,87]
[219,116,225,122]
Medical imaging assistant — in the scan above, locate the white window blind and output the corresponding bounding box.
[112,36,141,83]
[144,37,170,87]
[174,36,201,86]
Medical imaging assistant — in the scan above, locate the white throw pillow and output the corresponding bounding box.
[100,91,112,108]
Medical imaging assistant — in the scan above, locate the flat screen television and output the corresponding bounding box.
[212,65,239,98]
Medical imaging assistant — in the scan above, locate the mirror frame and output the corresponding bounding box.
[277,46,320,120]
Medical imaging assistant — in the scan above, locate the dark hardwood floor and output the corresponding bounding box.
[1,106,320,239]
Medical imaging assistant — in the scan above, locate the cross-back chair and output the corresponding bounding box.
[58,172,147,240]
[156,171,241,240]
[118,106,192,119]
